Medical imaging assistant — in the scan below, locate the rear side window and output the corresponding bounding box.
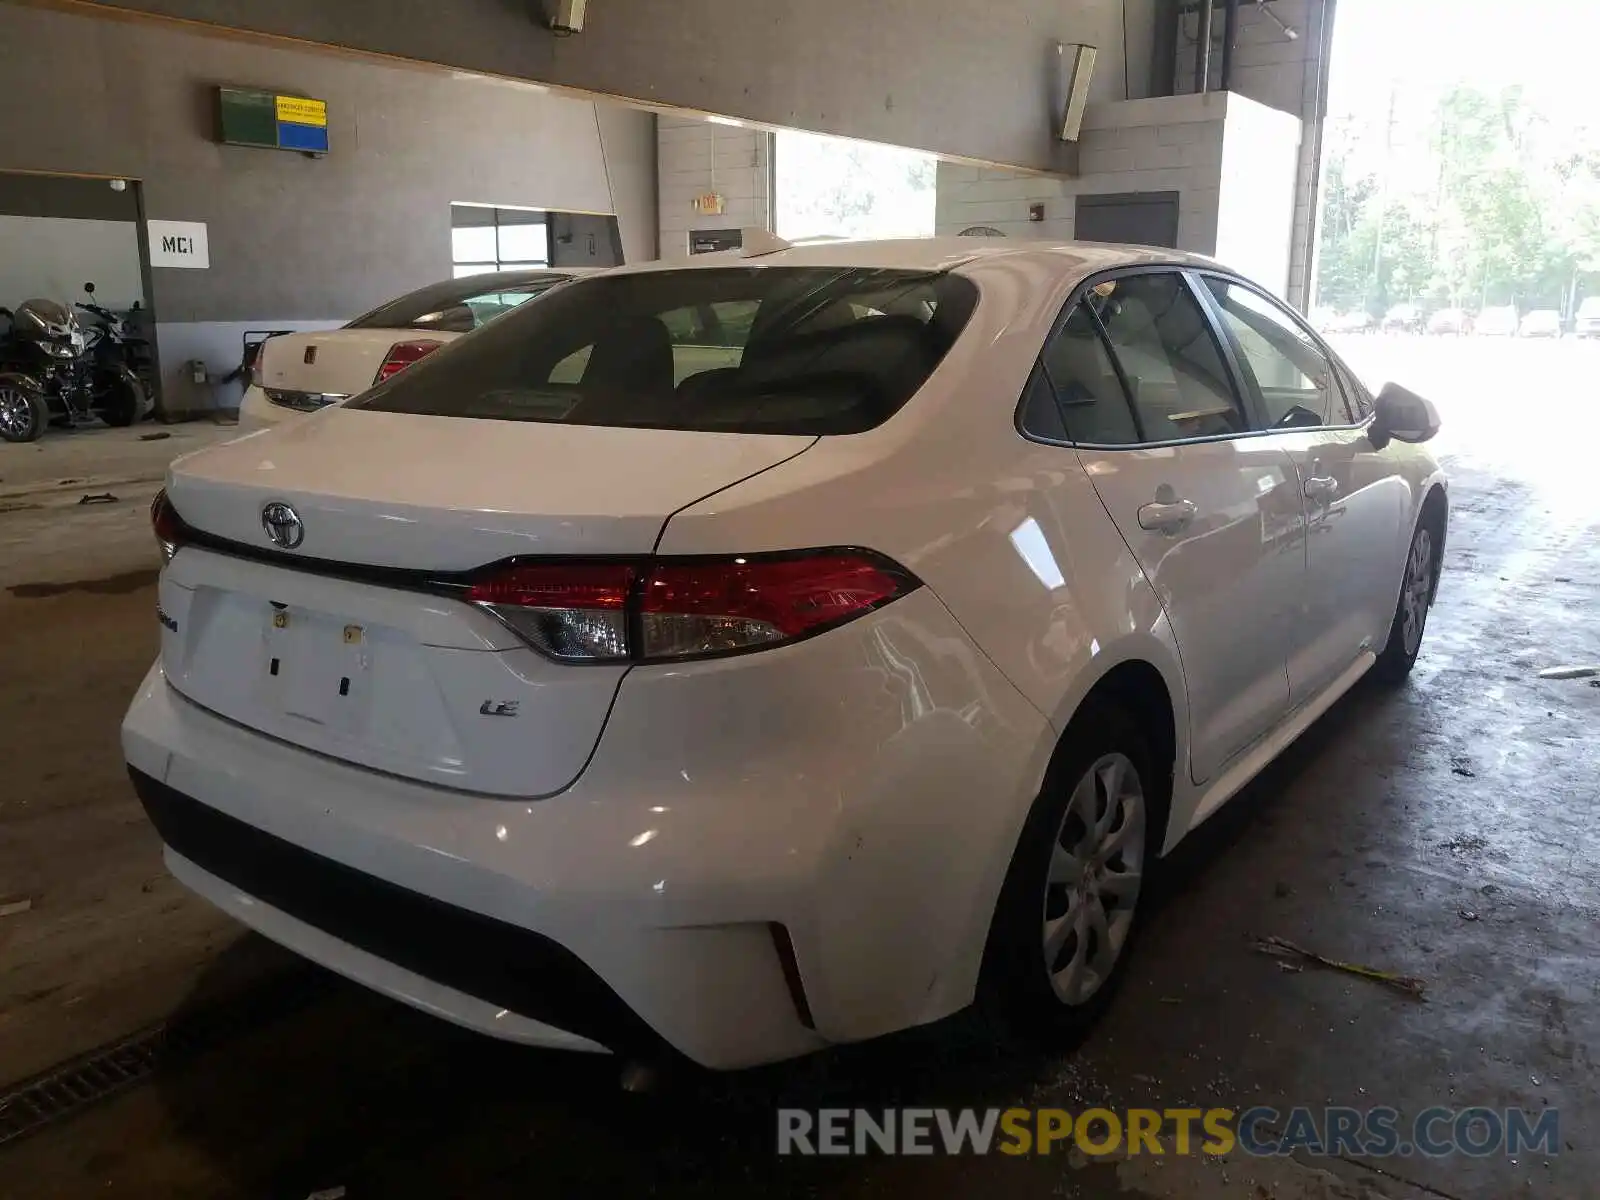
[1086,273,1245,443]
[353,267,979,436]
[1037,303,1140,445]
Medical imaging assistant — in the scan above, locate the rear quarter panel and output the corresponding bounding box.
[654,256,1196,1019]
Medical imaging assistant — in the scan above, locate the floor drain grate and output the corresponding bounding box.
[0,1027,166,1147]
[0,965,334,1149]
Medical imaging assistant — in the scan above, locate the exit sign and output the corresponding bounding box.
[218,86,330,154]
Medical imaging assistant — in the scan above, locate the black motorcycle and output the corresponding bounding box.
[76,281,154,393]
[0,292,147,442]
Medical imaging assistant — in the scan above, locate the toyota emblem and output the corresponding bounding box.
[261,502,305,549]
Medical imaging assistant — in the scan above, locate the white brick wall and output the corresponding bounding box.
[657,115,772,258]
[935,94,1229,254]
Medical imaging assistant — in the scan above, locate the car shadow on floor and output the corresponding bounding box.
[128,678,1427,1199]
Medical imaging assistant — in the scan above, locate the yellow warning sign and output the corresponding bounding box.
[275,95,327,127]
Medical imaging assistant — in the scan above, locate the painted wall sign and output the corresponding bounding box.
[147,220,210,269]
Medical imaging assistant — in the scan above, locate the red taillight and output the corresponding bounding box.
[373,339,443,385]
[465,563,636,662]
[640,553,911,658]
[463,550,917,663]
[151,489,184,564]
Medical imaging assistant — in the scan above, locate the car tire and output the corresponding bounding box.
[1374,514,1440,684]
[0,383,49,442]
[980,702,1163,1049]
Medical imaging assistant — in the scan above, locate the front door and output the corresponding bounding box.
[1041,271,1302,784]
[1197,275,1410,703]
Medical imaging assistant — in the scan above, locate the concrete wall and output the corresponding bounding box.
[936,92,1301,296]
[0,3,656,409]
[1175,0,1334,308]
[67,0,1171,173]
[936,94,1230,253]
[656,117,771,259]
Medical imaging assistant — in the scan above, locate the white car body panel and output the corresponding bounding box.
[238,328,464,433]
[124,237,1448,1067]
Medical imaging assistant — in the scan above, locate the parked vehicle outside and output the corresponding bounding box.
[126,237,1448,1068]
[1425,307,1472,336]
[1381,303,1423,334]
[1475,305,1519,336]
[1574,297,1600,339]
[1517,309,1562,338]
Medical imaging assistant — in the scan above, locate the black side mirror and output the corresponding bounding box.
[83,282,95,295]
[1369,382,1440,448]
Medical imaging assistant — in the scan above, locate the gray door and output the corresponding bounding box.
[1074,192,1180,248]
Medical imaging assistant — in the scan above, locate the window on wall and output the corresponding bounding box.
[451,204,550,278]
[774,130,937,241]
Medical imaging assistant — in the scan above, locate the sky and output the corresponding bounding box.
[1329,0,1600,118]
[1326,0,1600,193]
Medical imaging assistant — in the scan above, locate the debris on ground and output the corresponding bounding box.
[76,492,118,505]
[138,431,172,442]
[1459,909,1480,922]
[0,895,34,918]
[1249,935,1427,1000]
[1449,756,1476,777]
[1537,664,1600,680]
[305,1188,346,1200]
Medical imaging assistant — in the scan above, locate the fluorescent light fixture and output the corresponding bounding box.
[706,114,745,127]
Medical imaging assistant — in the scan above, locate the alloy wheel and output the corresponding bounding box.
[1042,752,1146,1006]
[0,386,37,440]
[1401,527,1434,656]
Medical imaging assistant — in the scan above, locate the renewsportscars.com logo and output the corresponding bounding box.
[776,1106,1560,1159]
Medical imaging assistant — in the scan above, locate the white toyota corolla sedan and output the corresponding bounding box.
[236,268,594,434]
[125,237,1446,1070]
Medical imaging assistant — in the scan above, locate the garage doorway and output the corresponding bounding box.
[0,172,156,399]
[1310,0,1600,470]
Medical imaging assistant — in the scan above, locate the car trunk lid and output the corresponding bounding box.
[256,329,460,407]
[160,409,815,794]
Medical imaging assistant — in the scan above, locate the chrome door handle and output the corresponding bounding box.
[1137,498,1198,534]
[1303,475,1338,500]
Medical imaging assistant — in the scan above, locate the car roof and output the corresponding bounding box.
[606,236,1223,279]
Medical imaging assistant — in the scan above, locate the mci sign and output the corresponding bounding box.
[148,220,210,269]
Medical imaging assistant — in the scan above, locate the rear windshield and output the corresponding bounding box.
[346,274,567,334]
[350,267,979,435]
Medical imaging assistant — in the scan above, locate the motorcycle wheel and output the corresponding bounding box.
[93,370,146,427]
[0,382,49,442]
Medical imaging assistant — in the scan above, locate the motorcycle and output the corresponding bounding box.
[76,281,151,385]
[0,291,148,443]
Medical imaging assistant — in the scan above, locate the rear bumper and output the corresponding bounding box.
[122,586,1051,1067]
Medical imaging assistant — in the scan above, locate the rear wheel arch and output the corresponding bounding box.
[1062,661,1177,853]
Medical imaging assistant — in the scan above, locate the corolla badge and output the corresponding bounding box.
[261,501,305,549]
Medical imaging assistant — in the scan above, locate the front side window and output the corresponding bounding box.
[1086,273,1245,443]
[355,267,979,436]
[1204,277,1350,428]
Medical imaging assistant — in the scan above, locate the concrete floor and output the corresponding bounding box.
[0,353,1597,1200]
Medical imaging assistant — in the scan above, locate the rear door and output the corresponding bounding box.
[1197,273,1408,705]
[1042,269,1302,784]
